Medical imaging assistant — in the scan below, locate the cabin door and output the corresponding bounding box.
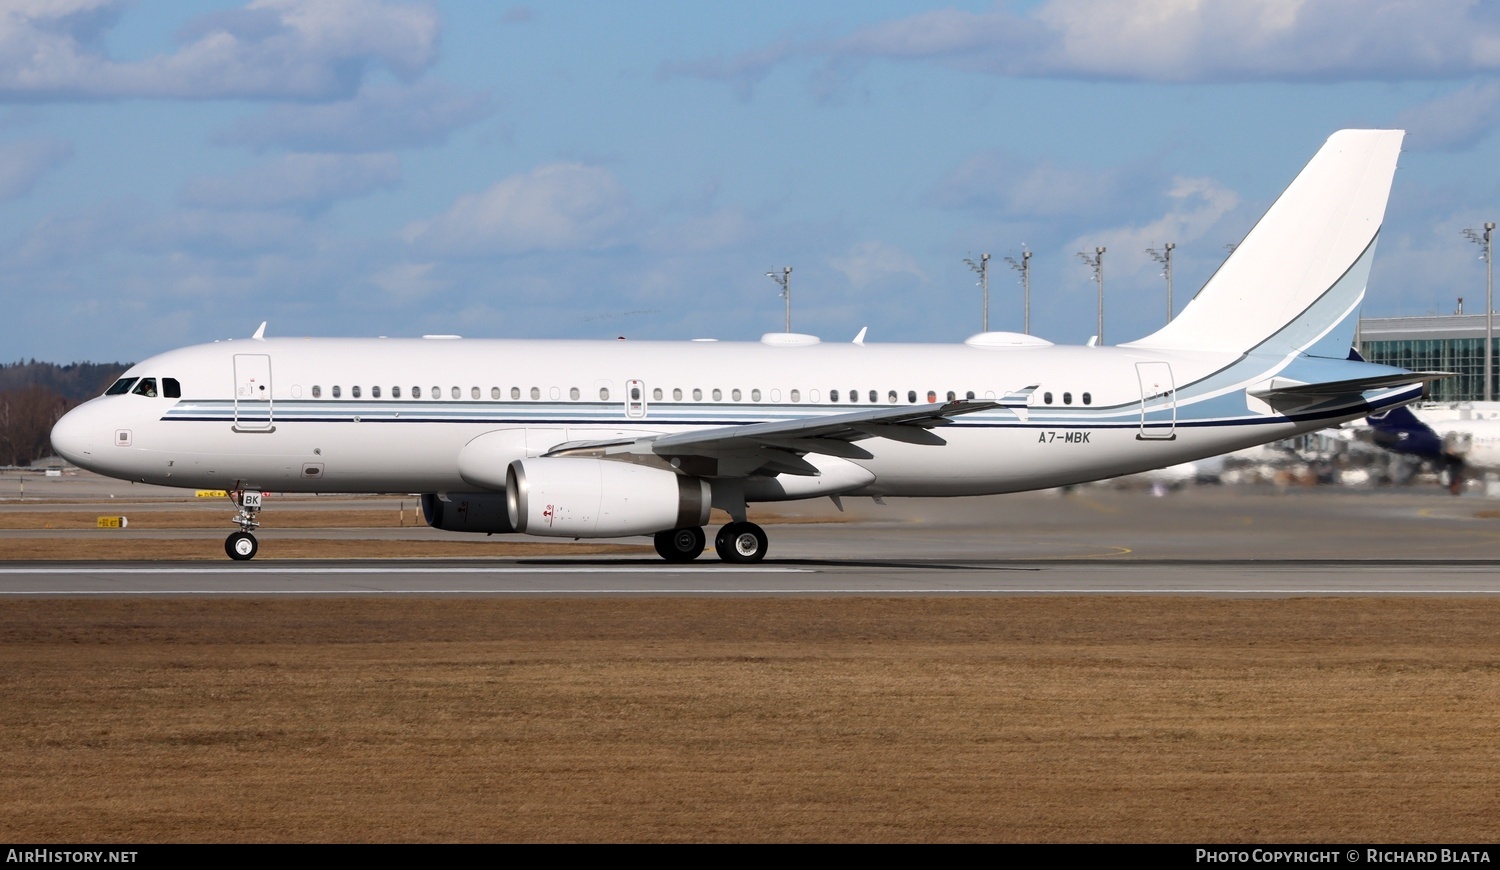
[233,354,274,431]
[1135,361,1176,440]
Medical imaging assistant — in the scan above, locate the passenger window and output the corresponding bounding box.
[692,388,702,401]
[732,389,741,401]
[105,378,138,396]
[471,387,480,400]
[673,388,683,401]
[132,378,158,397]
[163,378,181,399]
[312,385,322,398]
[1043,392,1052,404]
[452,387,461,400]
[431,386,440,399]
[412,386,421,399]
[790,389,801,403]
[908,390,917,403]
[947,391,956,402]
[333,386,342,398]
[653,387,663,401]
[392,386,401,398]
[712,388,721,401]
[1083,392,1092,405]
[1063,392,1073,405]
[870,391,878,403]
[371,386,381,398]
[752,389,761,402]
[530,387,540,400]
[569,387,580,400]
[601,387,611,401]
[888,391,897,403]
[352,386,362,398]
[927,391,937,403]
[810,390,820,402]
[830,390,840,402]
[966,391,975,400]
[511,387,520,400]
[849,390,857,403]
[492,387,501,399]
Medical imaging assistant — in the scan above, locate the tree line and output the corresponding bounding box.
[0,361,130,467]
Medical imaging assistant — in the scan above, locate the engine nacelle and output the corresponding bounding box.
[421,492,516,534]
[506,458,711,538]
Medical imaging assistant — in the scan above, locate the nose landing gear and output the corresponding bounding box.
[225,489,263,561]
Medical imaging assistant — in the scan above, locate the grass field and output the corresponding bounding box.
[3,596,1498,843]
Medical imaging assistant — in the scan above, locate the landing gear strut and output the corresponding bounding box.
[714,521,768,563]
[226,489,263,561]
[654,526,706,562]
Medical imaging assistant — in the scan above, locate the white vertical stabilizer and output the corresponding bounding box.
[1124,129,1404,356]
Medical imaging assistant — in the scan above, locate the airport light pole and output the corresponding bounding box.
[766,266,793,333]
[1077,246,1105,345]
[963,253,991,332]
[1463,223,1496,401]
[1146,241,1175,323]
[1004,248,1032,334]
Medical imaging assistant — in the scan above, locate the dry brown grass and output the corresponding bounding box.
[2,596,1499,843]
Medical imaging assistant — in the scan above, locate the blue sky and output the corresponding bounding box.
[4,0,1500,363]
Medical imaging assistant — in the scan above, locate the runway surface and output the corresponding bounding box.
[2,557,1499,596]
[6,470,1500,596]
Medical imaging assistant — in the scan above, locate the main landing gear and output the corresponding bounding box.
[225,490,263,561]
[653,521,768,563]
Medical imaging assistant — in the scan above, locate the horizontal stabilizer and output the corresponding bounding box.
[1249,372,1449,400]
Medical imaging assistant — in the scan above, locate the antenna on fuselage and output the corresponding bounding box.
[251,322,267,341]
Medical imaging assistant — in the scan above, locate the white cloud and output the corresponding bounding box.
[405,163,633,256]
[0,138,71,200]
[180,153,401,211]
[928,151,1151,223]
[214,80,491,152]
[1398,81,1500,151]
[0,0,438,100]
[829,240,926,288]
[671,1,1500,90]
[644,207,756,254]
[658,39,798,101]
[372,261,441,300]
[1063,176,1240,277]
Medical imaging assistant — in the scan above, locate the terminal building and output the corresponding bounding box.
[1358,313,1499,403]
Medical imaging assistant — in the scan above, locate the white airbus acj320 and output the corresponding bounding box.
[52,129,1439,563]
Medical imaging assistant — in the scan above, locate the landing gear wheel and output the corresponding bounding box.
[654,527,706,562]
[226,531,259,561]
[714,521,768,563]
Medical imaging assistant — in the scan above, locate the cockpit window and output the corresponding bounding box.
[131,378,158,397]
[105,378,138,396]
[163,378,181,399]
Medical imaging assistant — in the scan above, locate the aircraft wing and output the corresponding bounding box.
[546,393,1030,477]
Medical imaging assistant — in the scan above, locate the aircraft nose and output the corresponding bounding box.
[50,403,101,468]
